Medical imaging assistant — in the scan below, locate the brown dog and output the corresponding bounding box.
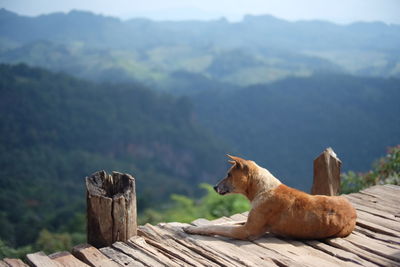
[184,155,357,240]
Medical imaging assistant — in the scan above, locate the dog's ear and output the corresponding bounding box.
[226,154,247,170]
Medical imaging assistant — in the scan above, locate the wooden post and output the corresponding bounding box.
[311,147,341,196]
[86,171,137,248]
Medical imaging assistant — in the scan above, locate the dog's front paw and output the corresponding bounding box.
[183,226,201,235]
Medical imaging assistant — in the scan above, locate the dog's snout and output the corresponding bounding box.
[213,185,218,192]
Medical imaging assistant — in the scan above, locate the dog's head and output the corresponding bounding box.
[214,155,252,196]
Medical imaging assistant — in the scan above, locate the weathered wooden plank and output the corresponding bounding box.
[140,224,220,266]
[191,218,211,226]
[346,194,400,218]
[362,185,400,200]
[164,223,306,266]
[354,225,400,245]
[227,213,364,266]
[71,244,120,267]
[353,230,400,250]
[0,260,9,267]
[359,191,400,209]
[345,196,400,222]
[161,222,280,267]
[157,223,238,267]
[311,147,341,196]
[215,236,293,267]
[99,247,145,267]
[355,191,400,211]
[253,235,356,267]
[112,241,164,266]
[2,258,29,267]
[356,209,400,232]
[384,184,400,191]
[226,212,364,267]
[126,236,182,267]
[49,251,89,267]
[26,252,63,267]
[205,216,233,225]
[344,232,400,262]
[229,213,247,222]
[356,217,400,238]
[288,239,361,267]
[348,190,400,209]
[304,240,378,267]
[184,218,293,266]
[139,224,217,267]
[326,237,399,266]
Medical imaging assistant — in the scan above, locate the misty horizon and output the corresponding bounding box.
[2,0,400,25]
[1,7,399,27]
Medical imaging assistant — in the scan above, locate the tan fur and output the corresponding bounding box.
[184,155,357,240]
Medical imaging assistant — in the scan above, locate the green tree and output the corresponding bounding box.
[34,229,72,254]
[341,145,400,194]
[0,239,32,259]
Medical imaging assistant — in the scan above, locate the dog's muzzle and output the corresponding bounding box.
[214,184,229,195]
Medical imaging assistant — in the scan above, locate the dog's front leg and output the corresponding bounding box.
[184,209,269,240]
[184,224,252,240]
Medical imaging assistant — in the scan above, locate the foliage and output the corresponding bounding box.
[34,229,72,254]
[193,74,400,191]
[139,184,250,225]
[341,145,400,193]
[0,63,227,248]
[0,239,32,259]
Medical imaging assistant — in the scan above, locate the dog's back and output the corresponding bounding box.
[261,184,357,239]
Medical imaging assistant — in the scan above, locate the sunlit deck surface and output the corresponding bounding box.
[2,184,400,267]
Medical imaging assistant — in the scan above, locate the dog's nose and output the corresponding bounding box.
[213,185,218,192]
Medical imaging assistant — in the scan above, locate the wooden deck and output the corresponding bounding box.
[2,184,400,267]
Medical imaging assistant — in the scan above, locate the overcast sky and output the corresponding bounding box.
[1,0,400,24]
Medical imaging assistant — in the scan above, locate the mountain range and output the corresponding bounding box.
[1,8,399,88]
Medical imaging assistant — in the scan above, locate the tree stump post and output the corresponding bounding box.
[86,171,137,248]
[311,147,342,196]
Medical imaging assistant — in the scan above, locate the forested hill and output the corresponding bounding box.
[193,74,400,191]
[0,63,227,247]
[1,64,399,248]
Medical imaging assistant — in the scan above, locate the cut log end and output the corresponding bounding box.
[86,171,137,248]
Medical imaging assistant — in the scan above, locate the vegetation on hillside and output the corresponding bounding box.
[1,9,399,88]
[341,145,400,193]
[193,74,400,191]
[0,63,227,250]
[139,184,250,225]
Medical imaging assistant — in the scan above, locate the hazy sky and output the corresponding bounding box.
[1,0,400,24]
